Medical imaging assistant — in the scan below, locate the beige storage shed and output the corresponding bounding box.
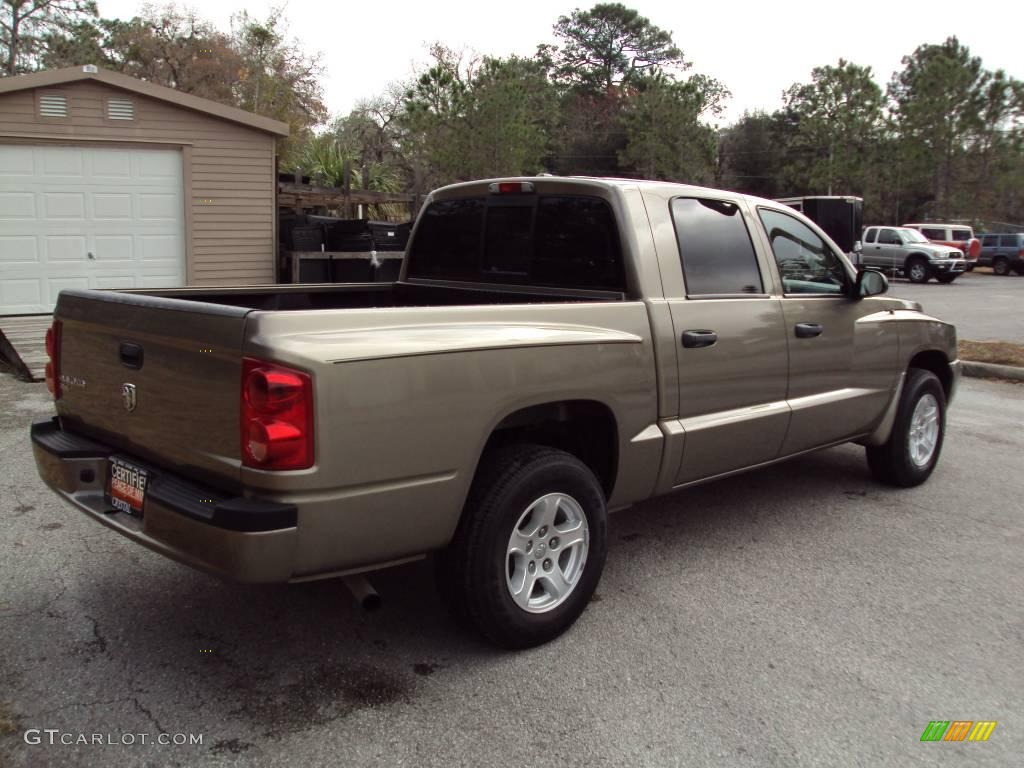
[0,65,289,314]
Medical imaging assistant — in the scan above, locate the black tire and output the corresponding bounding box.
[866,369,946,487]
[936,274,958,284]
[906,257,930,283]
[435,444,607,649]
[993,257,1010,276]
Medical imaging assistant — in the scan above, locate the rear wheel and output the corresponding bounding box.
[907,258,930,283]
[993,257,1010,276]
[436,444,607,648]
[866,369,946,487]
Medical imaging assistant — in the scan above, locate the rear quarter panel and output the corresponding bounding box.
[240,302,660,577]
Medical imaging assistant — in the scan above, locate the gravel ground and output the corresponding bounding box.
[0,375,1021,768]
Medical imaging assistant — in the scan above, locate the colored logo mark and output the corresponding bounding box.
[920,721,997,742]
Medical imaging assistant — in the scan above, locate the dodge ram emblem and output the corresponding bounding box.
[121,383,137,412]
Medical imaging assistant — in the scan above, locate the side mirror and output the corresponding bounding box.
[854,267,888,298]
[852,241,863,253]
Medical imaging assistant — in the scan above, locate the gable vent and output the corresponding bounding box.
[39,94,68,118]
[107,97,134,120]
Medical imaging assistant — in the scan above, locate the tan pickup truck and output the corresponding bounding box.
[32,178,960,648]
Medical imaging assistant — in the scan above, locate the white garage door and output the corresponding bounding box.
[0,144,185,315]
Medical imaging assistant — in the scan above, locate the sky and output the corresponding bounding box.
[95,0,1024,125]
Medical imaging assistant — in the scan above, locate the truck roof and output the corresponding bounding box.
[431,176,788,210]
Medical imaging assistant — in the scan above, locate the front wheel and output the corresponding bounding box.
[866,369,946,487]
[993,258,1010,276]
[907,258,930,283]
[436,444,607,648]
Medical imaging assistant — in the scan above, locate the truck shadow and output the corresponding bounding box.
[71,442,890,743]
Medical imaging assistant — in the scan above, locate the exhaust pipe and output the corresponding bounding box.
[342,574,381,612]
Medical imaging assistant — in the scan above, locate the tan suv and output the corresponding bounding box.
[903,223,980,269]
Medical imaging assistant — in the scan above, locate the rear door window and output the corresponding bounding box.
[670,198,763,295]
[864,228,876,243]
[982,234,998,247]
[921,227,946,240]
[950,229,971,242]
[406,194,625,292]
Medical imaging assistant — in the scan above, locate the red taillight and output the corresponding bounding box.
[245,367,305,412]
[241,358,313,470]
[245,419,304,464]
[44,321,62,399]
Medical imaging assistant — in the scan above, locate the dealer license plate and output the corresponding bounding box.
[108,457,149,517]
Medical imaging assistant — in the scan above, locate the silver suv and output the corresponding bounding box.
[862,226,967,283]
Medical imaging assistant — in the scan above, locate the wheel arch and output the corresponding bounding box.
[475,399,620,500]
[903,252,931,269]
[908,349,953,400]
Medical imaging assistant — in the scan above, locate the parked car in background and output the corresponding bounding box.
[903,223,980,270]
[978,233,1024,276]
[862,226,967,283]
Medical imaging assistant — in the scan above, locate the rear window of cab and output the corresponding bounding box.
[406,195,626,293]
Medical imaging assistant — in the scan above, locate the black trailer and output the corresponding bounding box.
[775,196,864,263]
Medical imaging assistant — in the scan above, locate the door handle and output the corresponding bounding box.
[681,330,718,348]
[794,323,823,338]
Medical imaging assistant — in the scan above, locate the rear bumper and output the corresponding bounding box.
[30,417,297,583]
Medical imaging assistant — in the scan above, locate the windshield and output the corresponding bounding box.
[901,229,929,243]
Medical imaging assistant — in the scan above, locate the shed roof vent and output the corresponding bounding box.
[107,97,134,120]
[39,93,68,118]
[82,64,98,73]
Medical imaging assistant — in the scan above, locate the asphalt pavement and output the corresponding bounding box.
[1,375,1021,768]
[888,269,1024,342]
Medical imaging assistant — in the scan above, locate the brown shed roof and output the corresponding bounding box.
[0,66,290,137]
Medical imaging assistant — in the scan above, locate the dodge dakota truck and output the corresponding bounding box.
[32,177,960,648]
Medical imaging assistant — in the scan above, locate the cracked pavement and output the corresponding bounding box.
[0,374,1021,767]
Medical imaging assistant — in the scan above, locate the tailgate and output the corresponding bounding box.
[53,289,249,489]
